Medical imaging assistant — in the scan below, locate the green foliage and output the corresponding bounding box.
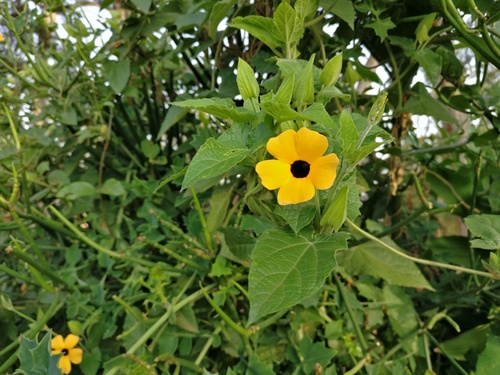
[1,0,500,374]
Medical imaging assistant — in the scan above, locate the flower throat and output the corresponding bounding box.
[291,160,310,178]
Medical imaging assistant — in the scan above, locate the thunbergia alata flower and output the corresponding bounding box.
[256,127,339,205]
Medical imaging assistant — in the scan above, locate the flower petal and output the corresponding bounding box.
[266,129,299,164]
[68,348,83,364]
[308,153,339,190]
[51,335,65,352]
[59,356,72,374]
[256,160,291,190]
[64,334,79,349]
[277,178,316,205]
[295,127,328,163]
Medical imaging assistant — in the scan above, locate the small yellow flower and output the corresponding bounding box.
[0,33,4,42]
[256,127,339,205]
[51,334,83,374]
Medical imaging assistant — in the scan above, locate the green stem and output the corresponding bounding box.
[346,218,497,279]
[200,283,252,337]
[48,206,154,267]
[425,331,469,375]
[194,326,222,366]
[332,273,369,356]
[190,188,214,254]
[142,239,207,271]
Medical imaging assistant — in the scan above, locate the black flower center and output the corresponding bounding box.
[62,349,69,356]
[291,160,310,178]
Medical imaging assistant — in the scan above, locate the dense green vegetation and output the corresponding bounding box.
[1,0,500,374]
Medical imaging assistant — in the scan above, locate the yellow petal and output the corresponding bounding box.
[64,334,79,349]
[59,356,72,374]
[308,153,339,190]
[266,129,299,164]
[295,127,328,163]
[68,348,83,364]
[277,178,315,205]
[51,335,65,352]
[256,160,291,190]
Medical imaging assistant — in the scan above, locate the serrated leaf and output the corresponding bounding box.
[209,0,237,40]
[274,202,316,234]
[248,229,349,323]
[464,214,500,250]
[173,98,255,123]
[327,0,355,29]
[237,58,260,100]
[295,0,319,21]
[56,181,97,200]
[365,17,396,41]
[231,16,282,50]
[299,336,335,374]
[273,1,304,51]
[336,237,435,290]
[320,53,343,87]
[320,185,349,231]
[103,59,130,94]
[181,138,249,190]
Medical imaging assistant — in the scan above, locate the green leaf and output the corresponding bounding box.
[209,0,237,40]
[414,49,442,86]
[464,214,500,250]
[260,93,302,123]
[294,0,319,21]
[339,110,359,160]
[293,55,315,107]
[173,98,255,123]
[299,336,335,374]
[336,237,435,290]
[100,0,116,9]
[58,106,78,126]
[440,324,490,360]
[275,72,295,105]
[231,16,282,50]
[157,106,189,140]
[103,59,131,94]
[382,285,420,338]
[301,103,335,127]
[327,0,355,29]
[56,181,97,200]
[101,178,126,196]
[207,187,232,233]
[415,13,436,45]
[131,0,152,13]
[248,229,349,323]
[17,332,61,375]
[209,255,233,277]
[219,228,255,266]
[365,17,396,41]
[320,53,343,87]
[403,82,458,125]
[320,185,349,231]
[181,138,249,190]
[273,1,304,51]
[477,335,500,373]
[237,58,260,100]
[274,202,316,234]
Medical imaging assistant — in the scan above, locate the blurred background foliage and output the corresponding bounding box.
[1,0,500,374]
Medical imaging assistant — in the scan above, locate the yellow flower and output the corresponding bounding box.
[256,127,339,205]
[51,334,83,374]
[0,33,4,42]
